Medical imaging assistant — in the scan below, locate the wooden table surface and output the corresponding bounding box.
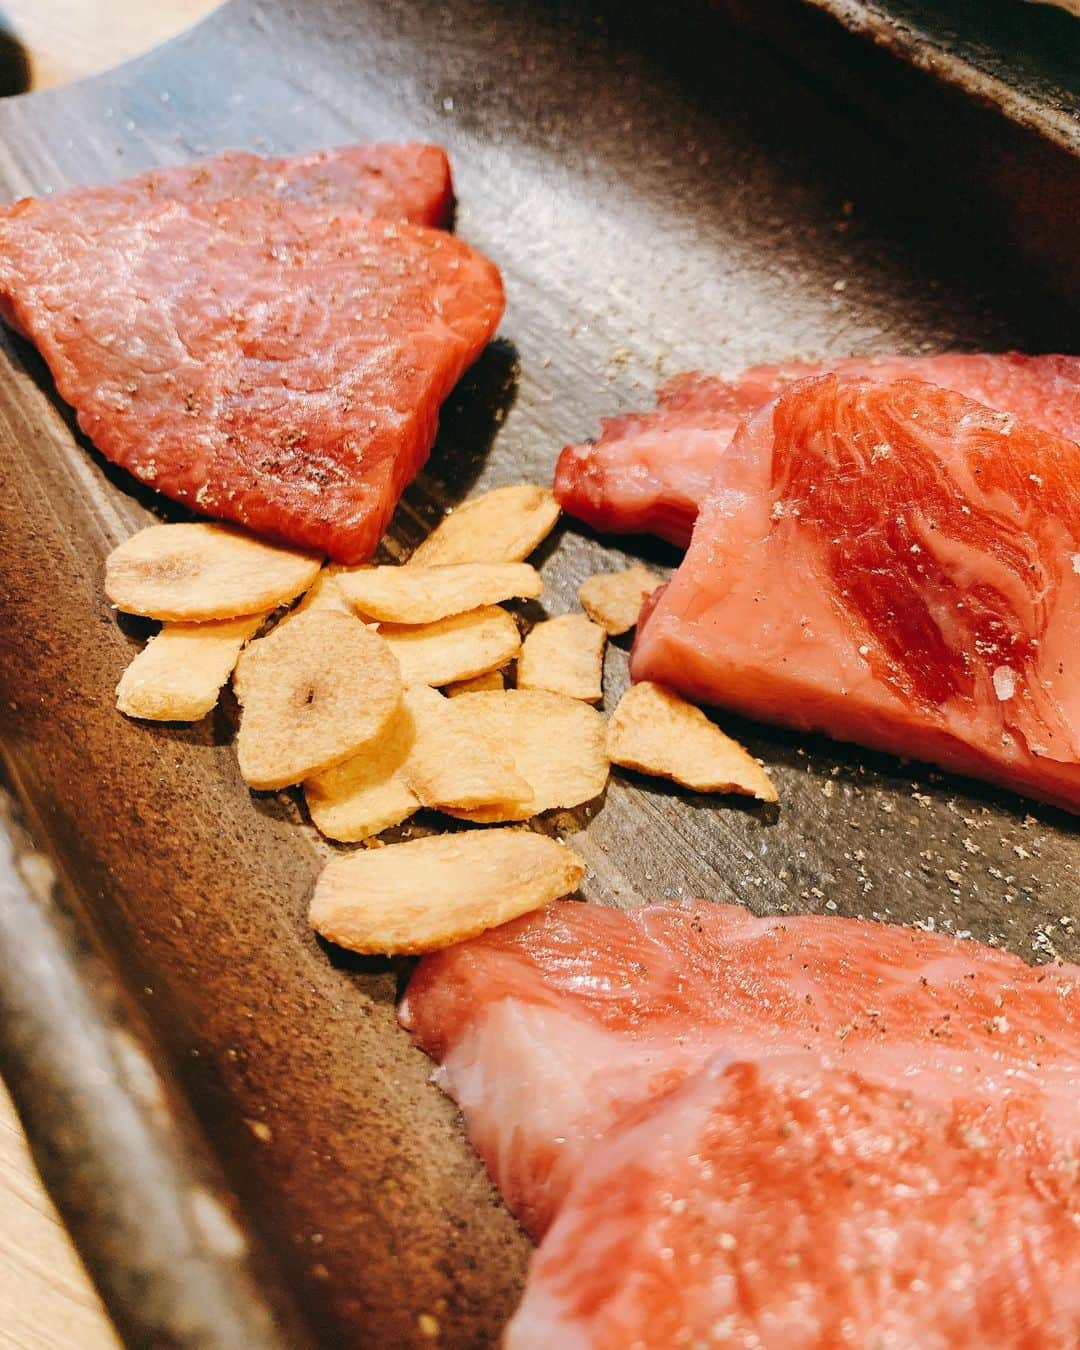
[1,1,220,90]
[0,1081,119,1350]
[0,10,220,1346]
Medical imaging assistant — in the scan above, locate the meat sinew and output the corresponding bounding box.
[631,375,1080,811]
[401,901,1080,1347]
[0,142,454,228]
[554,353,1080,547]
[0,198,503,561]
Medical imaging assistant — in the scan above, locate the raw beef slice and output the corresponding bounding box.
[631,375,1080,811]
[507,1053,1080,1349]
[402,899,1080,1237]
[402,901,1080,1348]
[554,353,1080,547]
[0,198,504,561]
[0,142,453,229]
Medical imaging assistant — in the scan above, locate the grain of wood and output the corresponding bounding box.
[0,1,222,89]
[0,1081,118,1350]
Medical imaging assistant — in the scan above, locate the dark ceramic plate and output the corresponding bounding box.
[0,2,1077,1346]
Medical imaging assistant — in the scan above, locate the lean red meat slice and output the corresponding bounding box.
[0,198,503,561]
[0,143,453,228]
[401,900,1080,1238]
[553,354,1080,547]
[507,1054,1080,1349]
[631,375,1080,811]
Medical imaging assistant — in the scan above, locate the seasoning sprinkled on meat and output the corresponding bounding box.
[0,196,503,561]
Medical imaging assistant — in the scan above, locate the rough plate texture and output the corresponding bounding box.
[0,1,1076,1346]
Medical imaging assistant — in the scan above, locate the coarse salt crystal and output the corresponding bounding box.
[992,665,1016,701]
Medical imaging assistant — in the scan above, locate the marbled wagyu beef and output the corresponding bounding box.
[554,353,1080,547]
[402,900,1080,1348]
[632,376,1080,811]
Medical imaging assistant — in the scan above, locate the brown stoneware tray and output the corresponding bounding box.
[0,1,1076,1345]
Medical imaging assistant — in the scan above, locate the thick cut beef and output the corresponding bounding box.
[402,900,1080,1237]
[0,142,453,228]
[554,353,1080,547]
[0,198,503,561]
[507,1054,1080,1349]
[402,901,1080,1347]
[631,376,1080,810]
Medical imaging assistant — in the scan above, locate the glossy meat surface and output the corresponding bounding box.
[403,902,1080,1346]
[0,198,503,561]
[632,376,1080,810]
[402,900,1080,1233]
[554,354,1080,547]
[507,1054,1080,1349]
